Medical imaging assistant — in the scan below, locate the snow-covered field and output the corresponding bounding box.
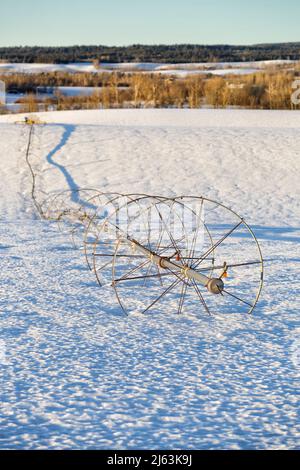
[0,109,299,449]
[0,59,296,76]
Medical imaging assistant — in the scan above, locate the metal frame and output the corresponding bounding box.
[86,194,263,316]
[22,122,264,318]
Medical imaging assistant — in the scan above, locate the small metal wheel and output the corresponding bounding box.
[41,188,104,247]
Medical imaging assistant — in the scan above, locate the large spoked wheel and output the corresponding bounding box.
[110,196,263,316]
[83,192,132,273]
[89,194,162,285]
[109,196,214,316]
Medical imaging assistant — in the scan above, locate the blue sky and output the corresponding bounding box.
[1,0,299,46]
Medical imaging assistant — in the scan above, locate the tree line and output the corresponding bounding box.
[1,43,300,63]
[2,66,299,113]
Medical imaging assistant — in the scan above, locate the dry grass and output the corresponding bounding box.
[2,65,300,112]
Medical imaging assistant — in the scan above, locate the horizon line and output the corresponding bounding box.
[1,41,300,49]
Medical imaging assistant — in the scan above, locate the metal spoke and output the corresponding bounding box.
[193,260,263,273]
[155,205,183,263]
[142,277,182,314]
[187,198,204,267]
[143,258,155,287]
[115,258,151,282]
[216,260,262,269]
[170,256,214,261]
[155,265,164,287]
[153,202,173,252]
[193,220,243,269]
[94,253,144,258]
[222,289,254,308]
[114,271,173,283]
[95,258,114,273]
[157,236,186,256]
[166,266,190,286]
[178,280,189,315]
[191,280,212,316]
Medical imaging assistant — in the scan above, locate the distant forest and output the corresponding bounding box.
[1,43,300,63]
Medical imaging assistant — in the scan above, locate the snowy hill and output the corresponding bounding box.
[0,109,299,449]
[0,59,296,76]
